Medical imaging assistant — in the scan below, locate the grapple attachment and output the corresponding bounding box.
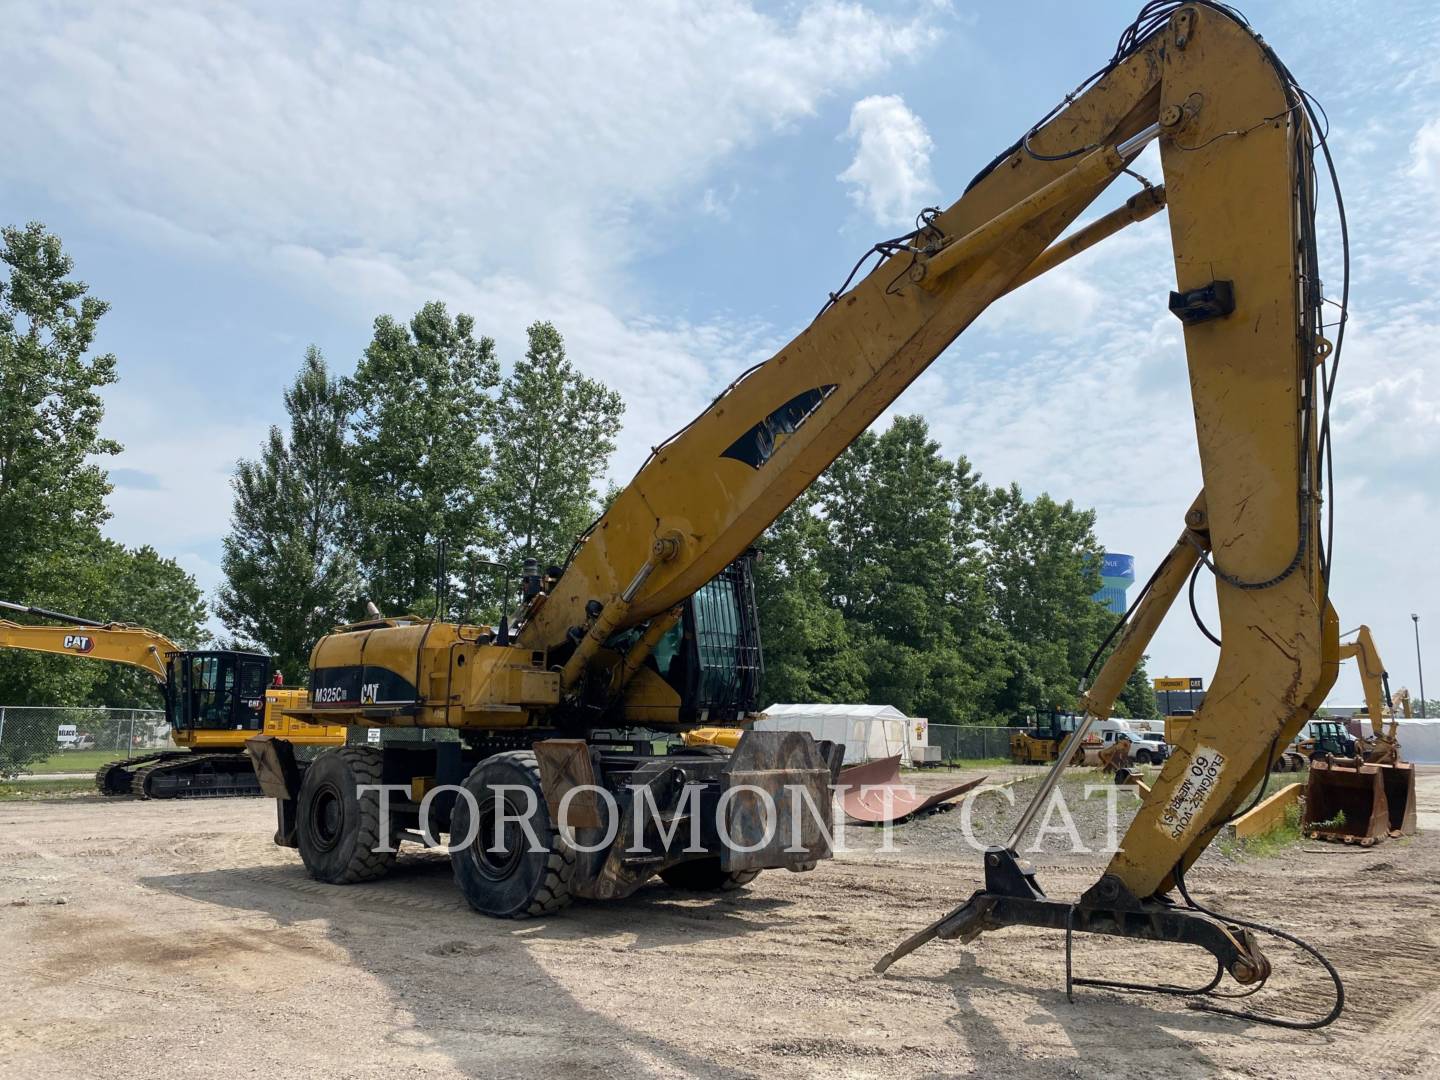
[1303,759,1417,845]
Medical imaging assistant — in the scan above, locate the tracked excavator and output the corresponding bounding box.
[0,600,344,797]
[1303,624,1417,844]
[247,1,1354,1025]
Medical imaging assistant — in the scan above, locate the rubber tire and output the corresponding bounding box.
[448,751,574,918]
[1134,750,1154,766]
[295,747,398,884]
[660,857,761,892]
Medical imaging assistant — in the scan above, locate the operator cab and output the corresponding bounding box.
[164,650,273,733]
[650,558,763,724]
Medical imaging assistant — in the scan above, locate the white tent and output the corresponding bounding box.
[1396,718,1440,765]
[756,703,925,766]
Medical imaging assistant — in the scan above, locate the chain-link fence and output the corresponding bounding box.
[927,724,1023,763]
[0,706,169,778]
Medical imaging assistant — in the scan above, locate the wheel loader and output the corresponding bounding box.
[1009,712,1083,765]
[245,1,1360,1026]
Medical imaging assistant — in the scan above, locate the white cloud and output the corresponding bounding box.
[0,2,941,297]
[980,266,1104,334]
[0,1,945,610]
[838,94,939,227]
[1409,117,1440,194]
[8,0,1436,713]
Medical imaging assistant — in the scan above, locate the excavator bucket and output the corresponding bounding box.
[1303,759,1415,845]
[1380,762,1418,837]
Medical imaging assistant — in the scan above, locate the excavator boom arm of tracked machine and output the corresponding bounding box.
[528,4,1334,900]
[0,605,179,683]
[1340,626,1396,740]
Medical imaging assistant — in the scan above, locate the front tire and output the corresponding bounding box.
[449,751,574,918]
[660,857,760,892]
[295,747,398,884]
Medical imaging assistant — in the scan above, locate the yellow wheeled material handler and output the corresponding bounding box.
[0,600,343,797]
[251,1,1355,1027]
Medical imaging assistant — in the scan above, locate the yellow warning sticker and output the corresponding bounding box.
[1158,746,1227,841]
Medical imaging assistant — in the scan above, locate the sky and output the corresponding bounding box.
[2,0,1436,709]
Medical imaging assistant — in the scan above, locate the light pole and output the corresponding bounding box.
[1414,614,1427,718]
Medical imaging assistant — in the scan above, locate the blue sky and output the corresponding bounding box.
[3,1,1437,707]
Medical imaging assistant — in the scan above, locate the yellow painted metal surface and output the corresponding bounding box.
[1339,625,1404,761]
[300,5,1344,903]
[1227,782,1301,840]
[0,616,346,750]
[303,620,560,729]
[519,49,1166,653]
[0,619,177,681]
[175,688,346,750]
[682,727,745,749]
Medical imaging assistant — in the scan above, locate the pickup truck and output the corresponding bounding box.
[1091,727,1170,766]
[1130,731,1170,765]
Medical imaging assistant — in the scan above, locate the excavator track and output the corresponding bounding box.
[94,752,172,796]
[125,751,264,800]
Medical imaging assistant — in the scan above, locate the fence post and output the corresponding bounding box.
[128,715,135,758]
[0,706,6,748]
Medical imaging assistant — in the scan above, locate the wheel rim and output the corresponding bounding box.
[310,782,344,852]
[469,791,527,881]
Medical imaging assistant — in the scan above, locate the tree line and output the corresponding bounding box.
[753,416,1156,723]
[0,223,206,709]
[217,307,624,682]
[2,222,1155,724]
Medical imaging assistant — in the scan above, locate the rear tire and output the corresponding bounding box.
[660,857,760,892]
[449,751,574,918]
[295,747,398,884]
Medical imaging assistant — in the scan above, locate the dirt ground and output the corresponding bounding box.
[2,766,1438,1079]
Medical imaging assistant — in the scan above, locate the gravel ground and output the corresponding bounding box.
[1,766,1437,1079]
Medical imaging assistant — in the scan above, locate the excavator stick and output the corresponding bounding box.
[875,4,1351,1028]
[1303,759,1416,844]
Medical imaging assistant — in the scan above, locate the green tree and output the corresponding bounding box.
[217,347,358,681]
[87,542,208,708]
[751,492,866,706]
[490,321,624,571]
[346,303,499,616]
[981,485,1113,716]
[1115,658,1159,720]
[815,416,1001,723]
[0,222,121,706]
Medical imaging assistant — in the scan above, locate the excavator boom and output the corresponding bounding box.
[1340,625,1399,744]
[0,600,180,682]
[535,0,1331,900]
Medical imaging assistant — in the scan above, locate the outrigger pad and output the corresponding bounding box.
[837,754,988,824]
[245,735,300,801]
[719,730,837,872]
